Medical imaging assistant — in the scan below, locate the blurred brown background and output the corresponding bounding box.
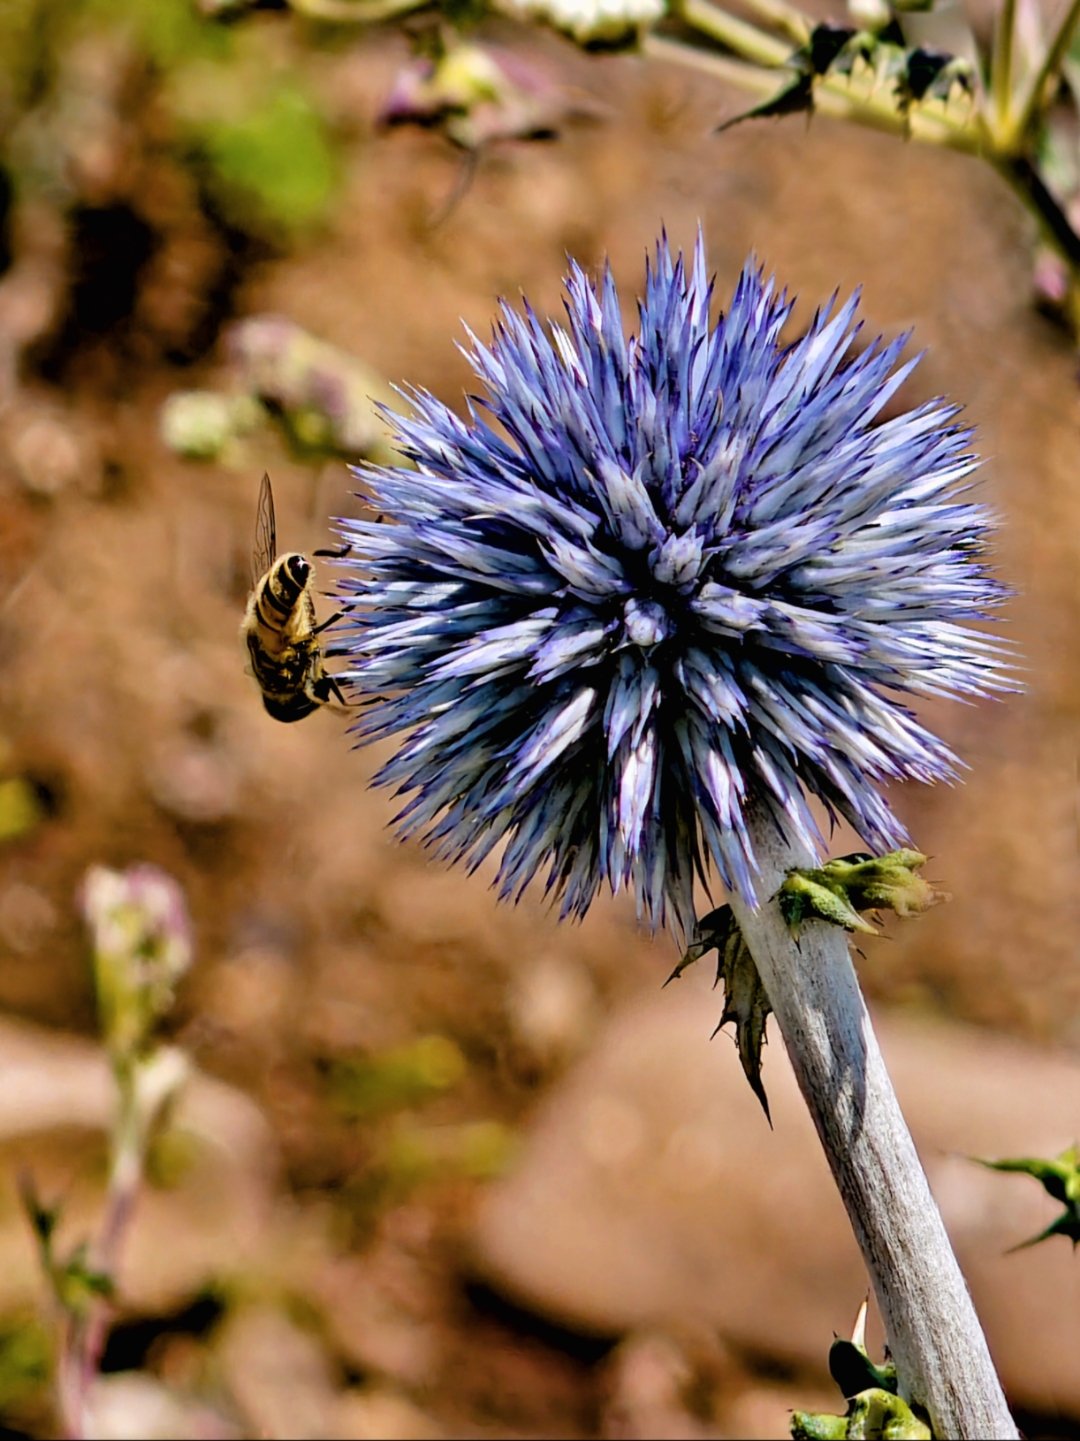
[0,8,1078,1438]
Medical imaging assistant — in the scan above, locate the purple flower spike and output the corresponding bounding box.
[333,235,1011,940]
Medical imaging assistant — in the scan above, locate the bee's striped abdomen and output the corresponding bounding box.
[255,554,310,633]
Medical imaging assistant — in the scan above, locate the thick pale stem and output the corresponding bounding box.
[678,0,796,67]
[643,32,984,154]
[989,0,1018,141]
[726,808,1017,1441]
[735,0,811,47]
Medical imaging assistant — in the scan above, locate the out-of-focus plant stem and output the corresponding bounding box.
[1015,0,1080,142]
[643,33,982,149]
[289,0,429,20]
[60,1067,141,1439]
[648,0,1080,332]
[57,1050,188,1441]
[989,0,1018,144]
[997,154,1080,267]
[735,0,810,46]
[676,0,794,66]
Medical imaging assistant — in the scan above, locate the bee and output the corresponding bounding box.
[242,473,349,723]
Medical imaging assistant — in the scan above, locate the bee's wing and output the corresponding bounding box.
[252,473,277,585]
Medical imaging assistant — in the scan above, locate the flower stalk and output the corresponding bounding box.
[27,866,194,1441]
[335,239,1015,1441]
[644,0,1080,331]
[728,807,1017,1440]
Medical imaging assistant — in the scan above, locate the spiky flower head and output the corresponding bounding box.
[334,236,1009,941]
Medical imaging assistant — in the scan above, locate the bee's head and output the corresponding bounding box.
[285,554,311,587]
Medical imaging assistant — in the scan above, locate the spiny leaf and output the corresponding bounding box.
[716,71,813,131]
[779,866,875,935]
[976,1146,1080,1250]
[829,1338,897,1399]
[17,1173,58,1252]
[715,22,854,134]
[676,905,773,1120]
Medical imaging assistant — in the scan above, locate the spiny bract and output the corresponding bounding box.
[332,236,1009,940]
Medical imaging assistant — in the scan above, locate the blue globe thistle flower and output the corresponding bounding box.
[333,235,1009,940]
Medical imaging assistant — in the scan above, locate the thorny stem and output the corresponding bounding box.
[646,20,1080,319]
[727,806,1017,1440]
[646,31,982,149]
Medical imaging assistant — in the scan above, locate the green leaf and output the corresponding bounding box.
[675,906,773,1119]
[976,1146,1080,1249]
[778,867,874,935]
[17,1173,59,1252]
[54,1244,115,1313]
[198,81,339,233]
[716,70,814,131]
[829,1338,897,1399]
[793,1306,933,1439]
[0,1314,52,1414]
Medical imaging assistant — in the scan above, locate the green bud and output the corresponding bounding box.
[778,850,948,937]
[846,1389,932,1439]
[792,1412,850,1440]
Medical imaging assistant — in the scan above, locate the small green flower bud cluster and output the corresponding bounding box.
[791,1303,933,1439]
[778,850,948,937]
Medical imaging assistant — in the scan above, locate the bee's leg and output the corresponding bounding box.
[312,672,350,709]
[313,544,352,559]
[312,611,344,636]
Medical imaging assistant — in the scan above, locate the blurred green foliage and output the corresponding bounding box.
[330,1034,469,1119]
[171,63,341,235]
[0,1313,52,1416]
[384,1117,517,1187]
[0,0,341,240]
[328,1037,516,1233]
[0,776,43,844]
